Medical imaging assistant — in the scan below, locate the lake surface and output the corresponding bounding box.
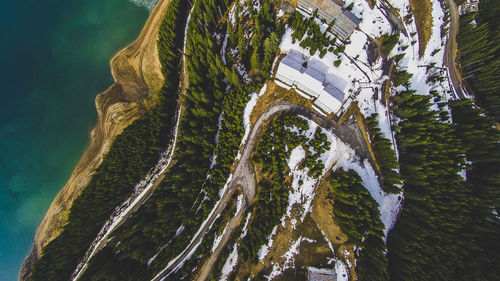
[0,0,156,279]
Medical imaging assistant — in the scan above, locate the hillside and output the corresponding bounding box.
[23,0,499,280]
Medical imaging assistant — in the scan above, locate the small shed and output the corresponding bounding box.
[307,267,337,281]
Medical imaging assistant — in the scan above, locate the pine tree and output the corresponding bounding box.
[387,89,470,281]
[329,169,388,281]
[449,99,500,280]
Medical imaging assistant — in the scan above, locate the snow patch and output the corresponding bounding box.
[345,0,392,38]
[220,244,239,281]
[335,259,349,281]
[236,84,265,160]
[265,237,315,280]
[333,157,402,237]
[240,212,252,238]
[257,225,278,261]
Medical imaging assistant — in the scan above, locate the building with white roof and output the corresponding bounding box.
[306,267,338,281]
[275,50,346,115]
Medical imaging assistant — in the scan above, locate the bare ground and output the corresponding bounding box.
[409,0,433,56]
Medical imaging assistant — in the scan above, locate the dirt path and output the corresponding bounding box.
[444,0,465,99]
[195,200,246,281]
[152,101,372,281]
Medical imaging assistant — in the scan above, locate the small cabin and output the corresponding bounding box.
[306,267,337,281]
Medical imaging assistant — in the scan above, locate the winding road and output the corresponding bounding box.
[444,0,466,99]
[152,101,371,281]
[72,1,468,280]
[71,1,194,279]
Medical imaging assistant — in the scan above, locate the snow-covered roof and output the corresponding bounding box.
[342,10,362,25]
[296,0,360,40]
[314,91,342,114]
[276,51,346,114]
[281,51,305,72]
[323,83,344,101]
[307,267,337,281]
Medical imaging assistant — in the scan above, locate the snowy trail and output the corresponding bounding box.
[71,0,195,277]
[71,105,182,281]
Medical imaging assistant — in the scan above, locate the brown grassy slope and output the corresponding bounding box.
[410,0,433,56]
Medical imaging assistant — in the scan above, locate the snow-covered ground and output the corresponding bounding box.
[235,83,267,161]
[257,225,278,261]
[240,212,252,238]
[335,259,349,281]
[219,244,239,281]
[387,0,453,99]
[336,157,402,237]
[290,116,402,236]
[279,27,370,99]
[256,114,401,279]
[345,0,393,38]
[278,4,391,121]
[284,118,345,224]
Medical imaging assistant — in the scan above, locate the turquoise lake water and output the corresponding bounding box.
[0,0,156,279]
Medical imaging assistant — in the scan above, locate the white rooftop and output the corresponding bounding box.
[276,50,346,114]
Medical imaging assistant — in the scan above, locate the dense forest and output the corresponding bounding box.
[386,62,500,280]
[448,99,500,280]
[387,85,469,281]
[28,0,187,280]
[77,0,286,279]
[329,169,388,281]
[365,113,402,194]
[79,0,235,279]
[456,0,500,121]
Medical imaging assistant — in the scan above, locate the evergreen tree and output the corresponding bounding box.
[449,99,500,280]
[387,89,470,281]
[329,169,388,281]
[365,113,402,194]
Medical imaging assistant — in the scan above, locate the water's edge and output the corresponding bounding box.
[17,0,165,279]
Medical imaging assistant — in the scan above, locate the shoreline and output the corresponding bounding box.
[19,0,171,279]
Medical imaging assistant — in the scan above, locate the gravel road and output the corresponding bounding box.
[153,101,371,281]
